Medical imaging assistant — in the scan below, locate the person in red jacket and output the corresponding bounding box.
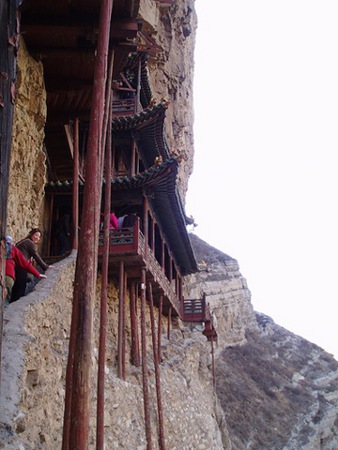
[4,235,47,305]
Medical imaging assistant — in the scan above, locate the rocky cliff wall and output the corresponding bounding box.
[185,234,259,348]
[187,234,338,450]
[7,40,47,242]
[139,0,197,199]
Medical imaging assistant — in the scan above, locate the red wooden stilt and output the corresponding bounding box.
[167,306,171,340]
[148,282,166,450]
[130,281,140,366]
[64,2,113,448]
[72,117,79,250]
[118,260,124,379]
[211,336,215,388]
[96,87,113,450]
[122,269,127,380]
[158,295,163,362]
[140,269,152,450]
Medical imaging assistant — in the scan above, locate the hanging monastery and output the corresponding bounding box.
[0,1,220,449]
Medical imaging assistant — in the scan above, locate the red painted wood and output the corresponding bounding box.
[66,1,113,449]
[148,282,166,449]
[140,269,152,449]
[96,86,113,450]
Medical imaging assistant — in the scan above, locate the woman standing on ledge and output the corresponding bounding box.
[11,227,53,302]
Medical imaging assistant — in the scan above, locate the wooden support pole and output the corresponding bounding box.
[96,91,113,450]
[211,336,216,388]
[148,283,166,449]
[63,2,113,449]
[122,269,127,380]
[151,219,155,251]
[161,241,165,273]
[158,295,163,362]
[178,276,183,317]
[140,269,152,450]
[143,197,149,259]
[136,56,142,113]
[131,140,136,176]
[47,194,54,256]
[130,281,140,366]
[169,256,173,283]
[118,260,125,379]
[72,117,79,250]
[167,306,171,341]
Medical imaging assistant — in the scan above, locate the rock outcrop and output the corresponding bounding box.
[188,234,338,450]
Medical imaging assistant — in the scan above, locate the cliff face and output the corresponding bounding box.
[2,1,338,449]
[187,235,338,450]
[138,0,197,198]
[7,40,47,242]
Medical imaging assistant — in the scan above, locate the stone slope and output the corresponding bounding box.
[186,233,338,449]
[216,314,338,450]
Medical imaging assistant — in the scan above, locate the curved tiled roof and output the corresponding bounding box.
[45,157,197,274]
[123,52,152,107]
[112,102,170,166]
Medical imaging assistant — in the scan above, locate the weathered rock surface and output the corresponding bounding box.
[185,233,259,348]
[217,314,338,450]
[0,253,228,450]
[188,234,338,450]
[138,0,197,199]
[7,40,47,242]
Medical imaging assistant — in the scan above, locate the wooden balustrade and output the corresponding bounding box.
[98,223,180,314]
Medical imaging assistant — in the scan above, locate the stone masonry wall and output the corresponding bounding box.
[0,255,231,450]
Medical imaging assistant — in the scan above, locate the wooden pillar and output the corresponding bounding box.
[140,269,152,449]
[122,269,127,380]
[178,276,183,317]
[143,197,149,259]
[47,193,54,256]
[211,337,216,388]
[136,56,141,113]
[169,256,173,283]
[130,281,140,366]
[63,2,113,448]
[118,260,125,379]
[96,92,112,450]
[72,117,79,250]
[148,282,166,450]
[131,140,136,176]
[161,240,165,273]
[167,306,171,340]
[158,295,163,362]
[151,219,155,251]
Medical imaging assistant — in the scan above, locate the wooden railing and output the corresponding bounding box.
[98,222,180,313]
[112,98,136,116]
[183,297,206,322]
[183,295,217,341]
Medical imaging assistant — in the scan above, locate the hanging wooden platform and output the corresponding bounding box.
[97,221,180,316]
[183,295,218,342]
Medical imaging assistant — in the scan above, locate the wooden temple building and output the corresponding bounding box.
[0,1,217,449]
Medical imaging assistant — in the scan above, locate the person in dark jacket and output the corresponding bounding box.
[4,235,47,305]
[11,228,52,302]
[122,212,138,228]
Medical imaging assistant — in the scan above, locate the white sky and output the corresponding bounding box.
[186,0,338,359]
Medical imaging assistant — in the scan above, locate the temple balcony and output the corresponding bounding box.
[183,295,218,342]
[98,220,181,316]
[112,98,138,117]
